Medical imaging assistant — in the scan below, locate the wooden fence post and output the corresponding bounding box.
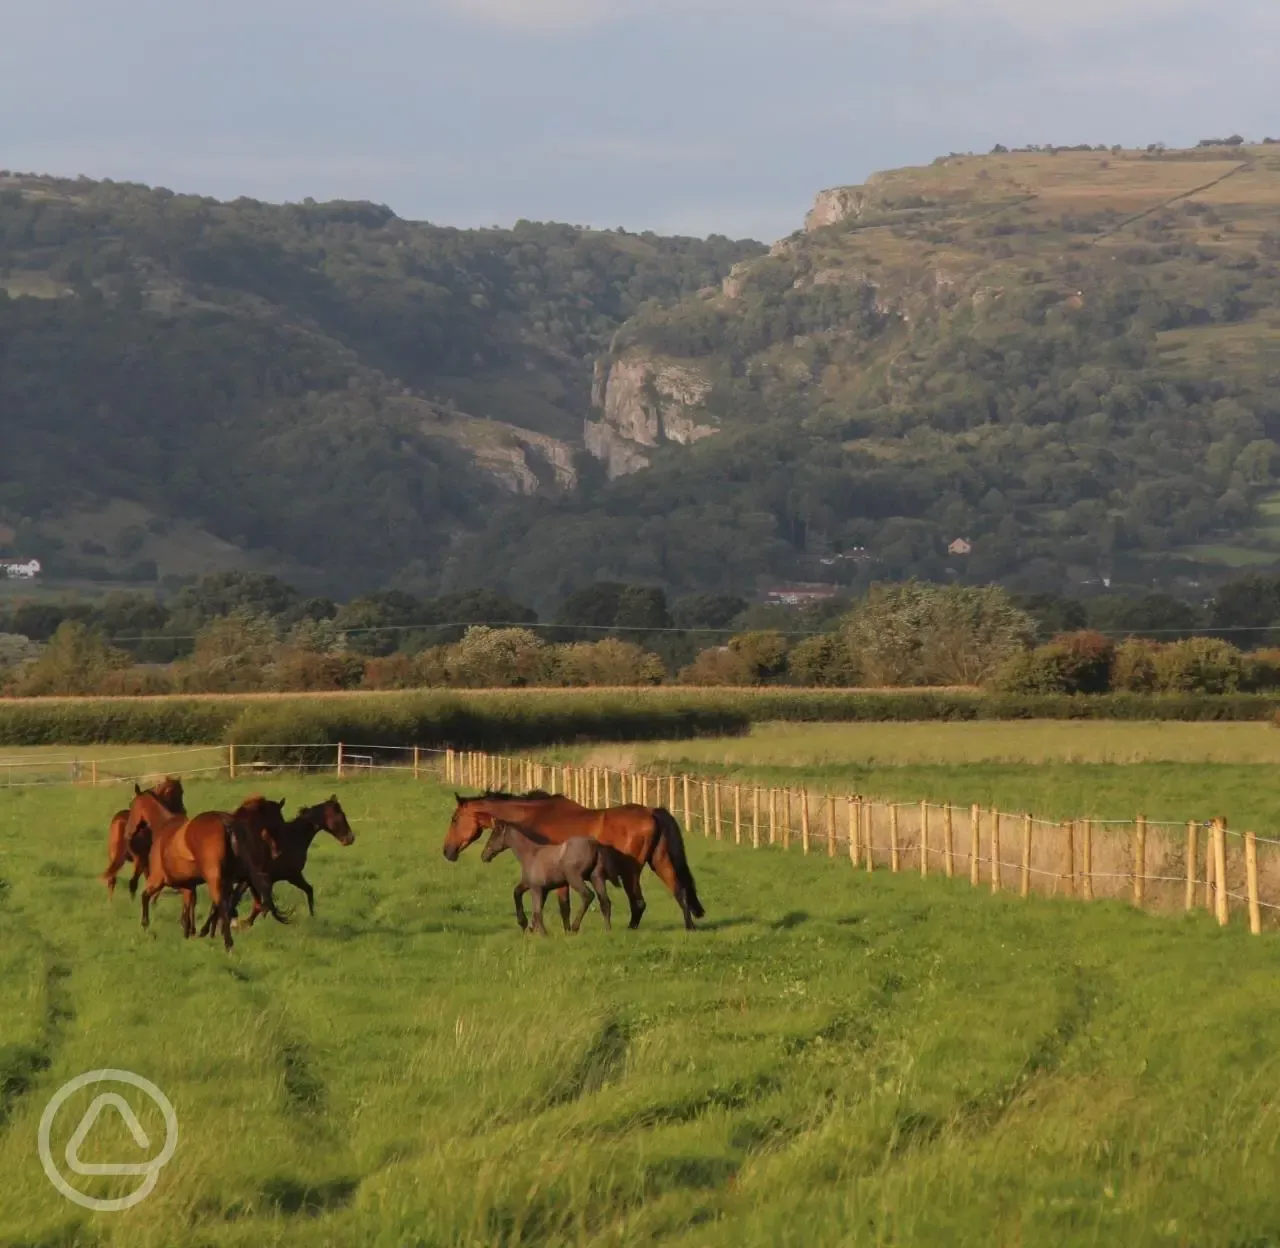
[228,745,236,782]
[769,789,778,847]
[701,782,711,839]
[752,787,761,850]
[826,795,836,858]
[91,758,98,787]
[889,805,900,872]
[1213,818,1229,926]
[801,790,811,855]
[1020,815,1032,898]
[783,791,792,851]
[1205,825,1215,911]
[714,782,724,842]
[969,805,980,887]
[413,746,420,780]
[1185,820,1198,912]
[1064,820,1076,898]
[920,801,929,877]
[733,785,742,846]
[682,775,691,829]
[337,742,345,781]
[1082,820,1094,900]
[944,804,954,879]
[990,809,1001,894]
[849,797,859,866]
[1133,816,1147,909]
[865,800,874,873]
[1246,829,1261,935]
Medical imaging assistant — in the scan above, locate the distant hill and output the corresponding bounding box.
[4,145,1280,609]
[0,172,761,596]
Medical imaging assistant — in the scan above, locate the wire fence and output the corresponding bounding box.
[3,741,1272,936]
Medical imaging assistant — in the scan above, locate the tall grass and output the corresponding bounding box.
[1,778,1278,1246]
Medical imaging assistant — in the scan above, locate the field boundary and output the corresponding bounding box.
[7,740,1277,938]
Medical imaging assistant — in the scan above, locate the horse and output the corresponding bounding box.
[103,776,185,900]
[197,795,354,935]
[480,819,616,935]
[125,789,290,951]
[443,789,703,931]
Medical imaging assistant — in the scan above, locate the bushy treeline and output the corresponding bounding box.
[10,574,1280,697]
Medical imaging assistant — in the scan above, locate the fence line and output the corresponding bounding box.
[3,741,1271,936]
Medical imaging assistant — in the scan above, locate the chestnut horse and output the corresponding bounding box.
[443,790,704,930]
[126,789,290,951]
[103,776,185,899]
[197,795,355,935]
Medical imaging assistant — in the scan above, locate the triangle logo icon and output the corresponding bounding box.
[65,1093,154,1177]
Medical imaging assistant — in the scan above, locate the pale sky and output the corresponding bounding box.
[3,0,1275,240]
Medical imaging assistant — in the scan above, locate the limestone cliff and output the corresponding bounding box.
[583,354,718,479]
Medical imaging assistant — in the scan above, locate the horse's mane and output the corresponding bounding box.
[478,789,555,801]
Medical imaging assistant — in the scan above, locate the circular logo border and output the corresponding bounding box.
[38,1069,178,1213]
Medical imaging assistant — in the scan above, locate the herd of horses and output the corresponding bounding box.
[101,778,705,946]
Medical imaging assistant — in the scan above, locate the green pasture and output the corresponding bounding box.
[571,721,1280,830]
[2,776,1280,1246]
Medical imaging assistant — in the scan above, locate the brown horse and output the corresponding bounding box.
[443,790,703,930]
[126,789,290,951]
[103,776,185,900]
[197,795,355,935]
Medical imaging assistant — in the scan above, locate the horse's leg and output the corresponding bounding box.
[207,868,233,952]
[287,872,315,917]
[512,882,529,931]
[140,881,162,931]
[556,885,571,933]
[128,857,146,900]
[593,863,613,932]
[530,887,548,936]
[624,868,646,930]
[567,873,594,934]
[180,889,197,938]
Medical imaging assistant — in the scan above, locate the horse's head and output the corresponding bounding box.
[443,794,495,862]
[308,795,355,846]
[153,775,185,814]
[479,820,513,863]
[234,795,289,836]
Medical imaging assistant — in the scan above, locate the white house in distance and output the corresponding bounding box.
[947,538,972,556]
[0,558,42,579]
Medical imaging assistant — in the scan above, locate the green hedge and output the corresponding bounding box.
[2,689,1279,749]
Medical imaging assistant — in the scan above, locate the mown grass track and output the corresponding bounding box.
[1,777,1279,1246]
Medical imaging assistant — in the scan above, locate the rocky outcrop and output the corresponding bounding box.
[584,354,718,478]
[804,187,869,231]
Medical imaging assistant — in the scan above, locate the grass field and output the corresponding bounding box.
[3,775,1280,1246]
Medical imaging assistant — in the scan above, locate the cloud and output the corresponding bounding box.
[432,0,1227,36]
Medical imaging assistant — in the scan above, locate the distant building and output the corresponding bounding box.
[947,538,972,556]
[763,582,840,607]
[0,558,41,579]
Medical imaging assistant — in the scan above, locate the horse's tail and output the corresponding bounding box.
[651,807,704,919]
[226,818,291,926]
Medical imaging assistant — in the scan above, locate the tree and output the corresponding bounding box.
[672,593,748,632]
[178,609,278,692]
[13,622,130,695]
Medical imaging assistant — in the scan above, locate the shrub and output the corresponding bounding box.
[677,647,754,686]
[176,609,277,693]
[844,581,1035,686]
[270,649,367,692]
[1111,638,1161,692]
[993,630,1115,694]
[1152,637,1244,694]
[444,627,553,687]
[1245,648,1280,692]
[726,631,790,683]
[556,639,664,686]
[12,622,131,696]
[787,634,858,686]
